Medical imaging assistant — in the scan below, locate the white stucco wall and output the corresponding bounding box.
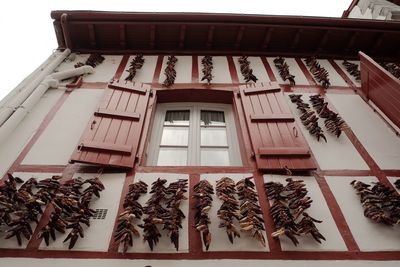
[327,94,400,170]
[198,56,232,83]
[121,55,158,83]
[121,172,190,253]
[159,56,192,84]
[0,89,63,177]
[232,56,271,83]
[285,93,368,170]
[266,57,310,85]
[0,172,61,249]
[326,176,400,251]
[264,175,347,251]
[55,54,122,83]
[22,89,104,165]
[334,60,361,86]
[40,173,125,251]
[199,173,269,252]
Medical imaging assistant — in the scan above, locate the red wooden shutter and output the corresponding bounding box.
[239,82,316,171]
[70,81,151,168]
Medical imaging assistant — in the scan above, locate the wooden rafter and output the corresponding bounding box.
[206,25,215,48]
[179,25,186,49]
[234,26,245,49]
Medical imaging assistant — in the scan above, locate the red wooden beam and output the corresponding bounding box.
[150,25,156,49]
[234,26,245,49]
[88,24,96,48]
[179,25,186,49]
[262,28,273,49]
[119,24,126,49]
[60,13,72,49]
[206,25,215,48]
[290,29,302,50]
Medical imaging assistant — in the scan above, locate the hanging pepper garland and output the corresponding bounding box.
[163,56,178,87]
[238,56,258,83]
[304,57,330,89]
[125,54,145,82]
[273,57,296,86]
[201,56,213,85]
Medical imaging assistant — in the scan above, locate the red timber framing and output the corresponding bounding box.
[359,51,400,129]
[2,55,400,261]
[70,81,151,168]
[239,82,317,171]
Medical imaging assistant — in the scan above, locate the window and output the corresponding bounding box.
[147,103,242,166]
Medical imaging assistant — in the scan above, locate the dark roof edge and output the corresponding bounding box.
[342,0,359,18]
[51,10,400,31]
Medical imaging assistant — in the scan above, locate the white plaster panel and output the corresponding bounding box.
[199,173,269,252]
[264,175,346,251]
[317,59,348,87]
[0,172,61,249]
[387,177,400,194]
[0,89,64,177]
[327,94,400,169]
[266,57,309,85]
[326,176,400,251]
[121,55,158,83]
[122,172,189,253]
[2,259,400,267]
[334,60,361,86]
[55,54,122,83]
[198,56,232,83]
[22,89,104,165]
[233,56,270,83]
[39,173,125,251]
[285,93,369,170]
[158,56,192,84]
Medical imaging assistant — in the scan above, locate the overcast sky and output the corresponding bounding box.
[0,0,351,100]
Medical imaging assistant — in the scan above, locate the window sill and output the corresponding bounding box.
[136,165,254,174]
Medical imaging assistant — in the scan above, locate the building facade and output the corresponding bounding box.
[0,7,400,267]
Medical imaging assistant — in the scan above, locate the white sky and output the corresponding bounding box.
[0,0,351,100]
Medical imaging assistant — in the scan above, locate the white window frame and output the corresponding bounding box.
[146,102,242,166]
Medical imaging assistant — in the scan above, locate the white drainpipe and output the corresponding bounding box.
[0,65,94,144]
[0,48,71,126]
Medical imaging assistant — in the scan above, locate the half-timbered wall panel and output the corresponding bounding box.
[334,60,361,86]
[316,59,348,87]
[39,173,125,251]
[327,94,400,170]
[264,175,347,251]
[121,55,158,83]
[233,56,271,83]
[158,56,192,84]
[0,89,63,177]
[285,93,368,170]
[266,57,310,85]
[198,56,232,83]
[326,176,400,251]
[55,55,122,82]
[239,83,316,171]
[22,89,104,165]
[200,173,269,252]
[0,172,61,249]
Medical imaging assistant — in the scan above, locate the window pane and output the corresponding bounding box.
[201,148,230,166]
[201,127,228,146]
[157,148,187,166]
[164,110,190,126]
[200,110,225,126]
[161,126,189,145]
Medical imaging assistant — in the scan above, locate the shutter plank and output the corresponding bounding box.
[259,147,310,156]
[108,81,147,94]
[95,108,140,120]
[81,141,132,154]
[250,114,294,122]
[243,81,280,94]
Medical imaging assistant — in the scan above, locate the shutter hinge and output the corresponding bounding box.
[250,152,255,159]
[149,89,154,96]
[236,91,241,98]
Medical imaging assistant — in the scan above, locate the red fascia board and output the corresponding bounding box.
[51,10,400,31]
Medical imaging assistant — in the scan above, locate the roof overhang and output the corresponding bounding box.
[51,11,400,60]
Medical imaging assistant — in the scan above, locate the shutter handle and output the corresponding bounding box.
[77,143,83,152]
[284,166,293,176]
[293,126,298,137]
[90,120,97,130]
